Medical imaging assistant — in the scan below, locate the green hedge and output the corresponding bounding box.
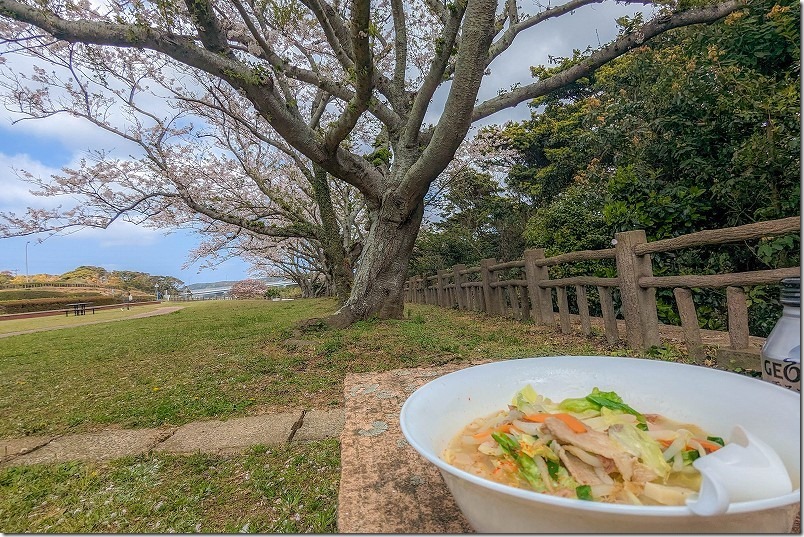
[0,296,122,314]
[0,290,101,301]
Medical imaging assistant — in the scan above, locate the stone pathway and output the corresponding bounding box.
[0,408,344,467]
[0,306,186,339]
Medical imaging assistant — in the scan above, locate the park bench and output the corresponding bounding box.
[64,302,96,316]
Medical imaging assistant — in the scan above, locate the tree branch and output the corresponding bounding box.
[400,0,498,206]
[473,0,744,122]
[390,0,407,106]
[323,0,373,153]
[402,2,465,149]
[0,0,386,201]
[183,0,231,55]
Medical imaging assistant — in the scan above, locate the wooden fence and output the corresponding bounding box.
[404,216,801,359]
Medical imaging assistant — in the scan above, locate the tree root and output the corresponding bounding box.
[294,300,404,332]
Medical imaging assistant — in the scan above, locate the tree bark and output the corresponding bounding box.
[316,197,424,328]
[311,164,353,304]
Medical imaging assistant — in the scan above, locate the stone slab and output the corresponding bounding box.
[0,435,54,463]
[716,347,762,371]
[153,412,302,455]
[294,409,345,442]
[4,427,172,466]
[338,362,493,534]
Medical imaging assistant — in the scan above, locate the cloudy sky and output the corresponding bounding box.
[0,1,654,285]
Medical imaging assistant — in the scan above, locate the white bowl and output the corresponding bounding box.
[400,356,801,533]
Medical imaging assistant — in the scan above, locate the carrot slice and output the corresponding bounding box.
[693,438,723,452]
[472,422,514,440]
[523,412,587,433]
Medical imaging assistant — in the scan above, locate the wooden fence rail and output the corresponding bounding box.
[404,217,801,362]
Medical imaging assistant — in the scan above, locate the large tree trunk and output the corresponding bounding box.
[318,197,424,328]
[311,165,353,304]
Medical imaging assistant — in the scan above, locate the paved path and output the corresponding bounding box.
[0,408,344,467]
[0,306,186,339]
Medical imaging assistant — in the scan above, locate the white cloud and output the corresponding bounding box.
[426,1,657,128]
[0,152,67,212]
[1,114,145,161]
[67,219,165,247]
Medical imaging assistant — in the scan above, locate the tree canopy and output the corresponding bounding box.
[412,0,799,334]
[0,0,743,326]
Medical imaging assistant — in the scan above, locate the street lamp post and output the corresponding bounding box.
[155,283,159,301]
[25,241,30,283]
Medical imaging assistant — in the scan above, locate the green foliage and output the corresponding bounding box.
[410,169,527,275]
[263,288,281,299]
[55,266,185,294]
[264,0,306,29]
[443,0,800,334]
[524,181,610,254]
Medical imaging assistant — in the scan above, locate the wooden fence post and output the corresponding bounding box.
[453,264,466,310]
[480,258,498,315]
[524,248,554,325]
[422,275,430,305]
[614,230,660,351]
[520,285,531,321]
[510,286,521,320]
[497,285,507,318]
[417,276,424,304]
[726,286,750,350]
[576,285,592,336]
[436,269,447,308]
[556,287,571,333]
[673,287,705,362]
[597,286,619,344]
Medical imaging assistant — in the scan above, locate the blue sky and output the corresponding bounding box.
[0,120,252,285]
[0,2,652,286]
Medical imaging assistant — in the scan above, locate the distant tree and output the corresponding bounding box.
[60,266,109,284]
[410,168,527,275]
[263,287,282,299]
[230,279,269,299]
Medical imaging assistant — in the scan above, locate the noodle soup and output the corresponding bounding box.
[442,385,724,505]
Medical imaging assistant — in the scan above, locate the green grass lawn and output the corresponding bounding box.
[0,298,646,439]
[0,441,340,533]
[1,297,670,532]
[0,303,169,335]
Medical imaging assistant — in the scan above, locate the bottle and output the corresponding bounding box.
[761,277,800,392]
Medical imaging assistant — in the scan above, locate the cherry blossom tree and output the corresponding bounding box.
[0,0,743,327]
[230,277,269,298]
[0,50,369,303]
